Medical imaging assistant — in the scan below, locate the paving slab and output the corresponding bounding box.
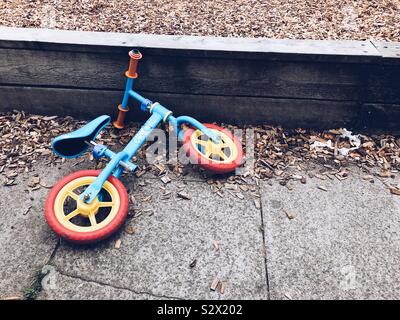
[0,164,60,298]
[260,170,400,300]
[37,265,159,300]
[0,159,116,299]
[51,176,267,299]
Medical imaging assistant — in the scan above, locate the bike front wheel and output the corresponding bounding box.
[45,170,128,243]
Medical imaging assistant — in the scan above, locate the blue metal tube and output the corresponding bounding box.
[129,90,151,106]
[127,91,218,142]
[124,112,163,159]
[165,115,184,140]
[148,104,219,143]
[101,148,137,172]
[173,116,220,143]
[113,112,163,177]
[80,152,125,203]
[121,78,134,109]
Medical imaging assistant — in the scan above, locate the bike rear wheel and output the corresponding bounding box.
[183,123,244,174]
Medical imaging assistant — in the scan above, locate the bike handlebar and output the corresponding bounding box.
[126,49,142,78]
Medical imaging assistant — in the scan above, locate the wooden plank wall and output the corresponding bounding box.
[0,27,399,131]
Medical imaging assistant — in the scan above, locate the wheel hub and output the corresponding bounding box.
[76,197,100,217]
[190,128,238,163]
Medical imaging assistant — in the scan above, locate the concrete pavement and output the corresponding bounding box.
[0,158,399,300]
[261,171,400,299]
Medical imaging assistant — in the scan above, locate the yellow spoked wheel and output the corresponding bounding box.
[190,128,238,163]
[55,176,119,232]
[183,123,244,173]
[45,170,128,243]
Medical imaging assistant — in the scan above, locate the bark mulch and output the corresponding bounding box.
[0,0,399,41]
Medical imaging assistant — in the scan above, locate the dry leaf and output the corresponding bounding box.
[212,240,220,251]
[389,187,400,196]
[210,278,219,291]
[189,259,197,268]
[318,185,328,192]
[283,208,296,219]
[219,281,226,294]
[125,225,137,234]
[177,191,191,200]
[161,176,171,184]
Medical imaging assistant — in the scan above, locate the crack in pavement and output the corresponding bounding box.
[21,237,60,300]
[48,238,61,263]
[52,267,184,300]
[256,183,271,300]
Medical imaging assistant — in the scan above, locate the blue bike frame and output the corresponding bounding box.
[80,79,220,204]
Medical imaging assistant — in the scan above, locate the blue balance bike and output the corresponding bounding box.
[45,50,244,243]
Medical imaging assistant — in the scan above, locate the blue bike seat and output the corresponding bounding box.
[52,115,111,158]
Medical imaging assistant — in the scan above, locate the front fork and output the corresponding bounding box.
[80,100,220,204]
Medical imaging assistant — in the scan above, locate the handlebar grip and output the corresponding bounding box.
[126,49,142,78]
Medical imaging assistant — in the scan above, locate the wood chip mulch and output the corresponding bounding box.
[252,125,400,179]
[1,110,399,197]
[0,0,399,41]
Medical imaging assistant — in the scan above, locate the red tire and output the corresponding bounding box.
[183,123,244,174]
[45,170,128,244]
